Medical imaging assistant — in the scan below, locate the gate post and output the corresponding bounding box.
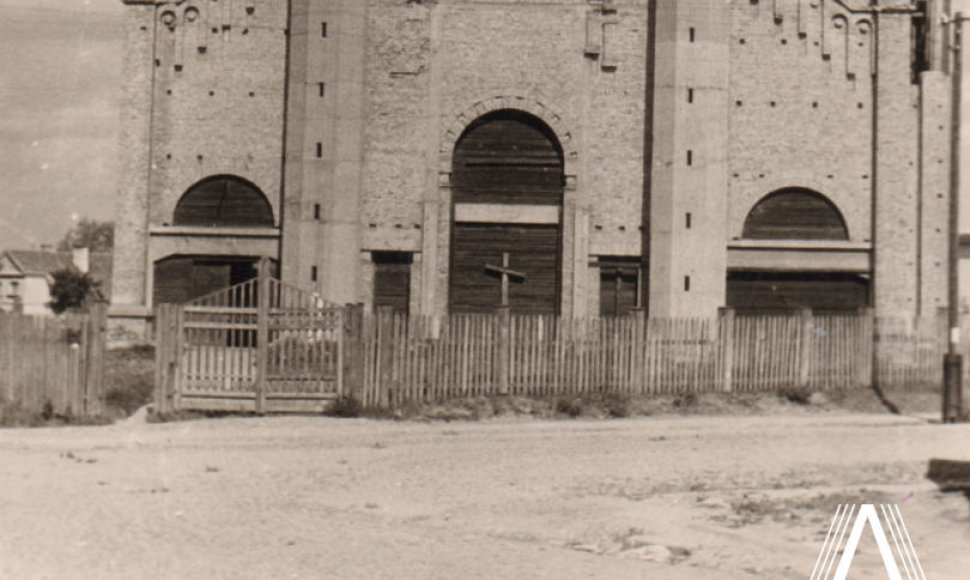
[497,306,511,395]
[798,308,813,388]
[376,306,395,408]
[719,308,735,393]
[255,256,270,414]
[342,303,365,402]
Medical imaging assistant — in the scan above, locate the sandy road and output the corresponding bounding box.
[0,413,968,580]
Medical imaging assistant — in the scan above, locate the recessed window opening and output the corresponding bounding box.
[311,266,318,282]
[321,22,327,37]
[684,276,691,292]
[316,143,323,158]
[687,150,693,166]
[318,82,325,97]
[688,88,694,103]
[313,203,321,220]
[689,27,695,42]
[686,212,692,229]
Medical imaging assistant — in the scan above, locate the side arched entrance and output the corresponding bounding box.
[449,110,564,314]
[152,175,279,305]
[727,187,870,313]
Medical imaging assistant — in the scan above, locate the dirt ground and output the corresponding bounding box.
[1,411,968,579]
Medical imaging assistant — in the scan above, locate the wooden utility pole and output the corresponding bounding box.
[944,12,965,423]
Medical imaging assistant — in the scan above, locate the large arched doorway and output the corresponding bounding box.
[449,110,564,314]
[727,187,869,313]
[154,176,277,305]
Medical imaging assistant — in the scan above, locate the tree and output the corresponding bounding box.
[57,219,114,252]
[48,269,104,314]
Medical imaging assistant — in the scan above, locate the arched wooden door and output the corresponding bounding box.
[449,110,564,314]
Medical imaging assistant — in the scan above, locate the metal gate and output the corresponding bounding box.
[154,264,349,414]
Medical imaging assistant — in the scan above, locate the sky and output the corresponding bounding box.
[0,0,123,251]
[1,1,970,252]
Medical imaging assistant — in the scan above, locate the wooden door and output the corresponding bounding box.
[451,223,560,314]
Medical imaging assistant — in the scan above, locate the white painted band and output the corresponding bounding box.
[454,203,561,225]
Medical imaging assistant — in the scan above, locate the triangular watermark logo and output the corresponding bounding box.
[810,504,927,580]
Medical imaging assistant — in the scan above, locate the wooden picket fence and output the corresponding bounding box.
[0,304,107,418]
[155,282,964,413]
[345,309,955,409]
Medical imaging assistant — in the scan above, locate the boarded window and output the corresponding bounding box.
[452,110,564,206]
[173,175,274,228]
[373,252,412,314]
[742,188,848,240]
[598,258,640,317]
[726,272,869,313]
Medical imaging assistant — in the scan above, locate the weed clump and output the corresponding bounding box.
[326,395,364,418]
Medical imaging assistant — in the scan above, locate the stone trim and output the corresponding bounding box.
[437,95,580,187]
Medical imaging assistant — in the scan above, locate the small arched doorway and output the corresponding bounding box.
[449,110,564,314]
[727,188,869,313]
[154,176,277,305]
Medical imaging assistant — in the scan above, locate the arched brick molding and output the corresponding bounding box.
[438,96,579,190]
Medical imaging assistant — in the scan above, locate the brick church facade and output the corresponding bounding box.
[111,0,954,329]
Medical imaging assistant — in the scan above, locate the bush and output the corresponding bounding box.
[554,396,583,418]
[779,386,813,405]
[325,395,363,418]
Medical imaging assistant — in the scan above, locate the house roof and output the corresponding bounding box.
[3,250,74,275]
[1,250,113,299]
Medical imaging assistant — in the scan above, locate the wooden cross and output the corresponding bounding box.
[484,252,526,307]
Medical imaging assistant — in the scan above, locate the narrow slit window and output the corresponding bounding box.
[316,143,323,158]
[321,22,327,37]
[684,276,691,292]
[313,203,321,220]
[686,212,692,229]
[688,88,694,103]
[687,150,693,166]
[311,266,318,282]
[318,82,325,97]
[689,27,695,43]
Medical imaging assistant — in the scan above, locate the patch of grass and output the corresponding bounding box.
[712,489,895,528]
[103,345,155,417]
[0,400,110,428]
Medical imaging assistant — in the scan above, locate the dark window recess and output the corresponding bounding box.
[911,1,929,84]
[598,258,640,317]
[373,252,412,314]
[316,143,323,158]
[688,88,694,103]
[743,187,848,240]
[311,266,318,282]
[684,276,691,292]
[689,27,695,43]
[318,82,325,97]
[686,212,692,229]
[321,22,327,37]
[313,203,321,220]
[727,272,870,314]
[173,175,274,227]
[687,150,693,166]
[153,255,275,306]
